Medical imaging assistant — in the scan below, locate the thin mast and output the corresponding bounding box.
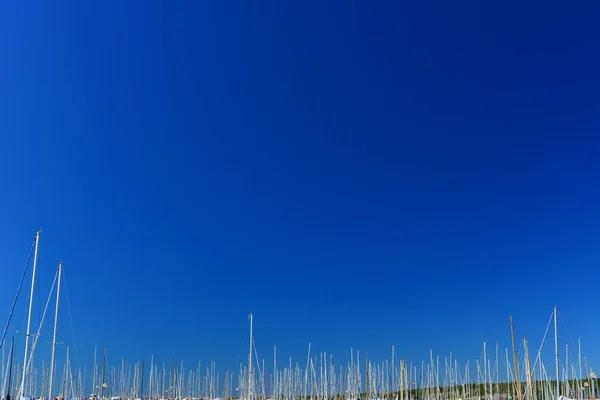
[484,340,488,400]
[496,342,500,399]
[168,359,172,400]
[554,306,559,398]
[510,315,521,400]
[566,344,569,394]
[149,356,154,400]
[579,339,582,400]
[93,345,97,396]
[248,314,253,400]
[524,338,533,400]
[101,348,107,399]
[49,262,63,400]
[365,352,369,400]
[19,230,41,398]
[140,362,145,400]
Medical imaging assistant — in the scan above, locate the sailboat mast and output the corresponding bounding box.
[510,315,521,400]
[93,345,97,397]
[248,314,253,400]
[168,359,172,400]
[48,262,63,400]
[554,306,559,398]
[149,355,154,400]
[19,230,41,398]
[483,340,487,400]
[140,361,145,400]
[101,348,107,399]
[524,338,533,400]
[578,338,582,400]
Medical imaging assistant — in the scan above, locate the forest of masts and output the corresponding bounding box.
[4,234,596,400]
[2,318,597,400]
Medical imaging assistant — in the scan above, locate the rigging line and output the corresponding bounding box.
[532,311,554,372]
[253,338,267,398]
[0,238,36,352]
[234,338,246,371]
[62,270,81,372]
[518,336,525,357]
[557,310,577,348]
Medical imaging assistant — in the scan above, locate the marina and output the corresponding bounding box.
[1,233,596,400]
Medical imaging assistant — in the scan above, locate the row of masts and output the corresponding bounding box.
[1,231,66,400]
[2,346,77,400]
[2,313,597,400]
[8,338,591,400]
[2,232,597,400]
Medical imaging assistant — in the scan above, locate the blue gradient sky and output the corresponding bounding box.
[1,0,599,378]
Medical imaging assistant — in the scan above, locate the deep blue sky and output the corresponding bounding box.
[1,0,599,378]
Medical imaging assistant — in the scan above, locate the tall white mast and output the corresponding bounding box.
[248,314,253,400]
[149,355,154,400]
[19,230,41,398]
[578,338,582,400]
[578,338,582,380]
[483,340,487,400]
[566,344,569,390]
[554,306,559,398]
[48,262,63,400]
[93,345,97,396]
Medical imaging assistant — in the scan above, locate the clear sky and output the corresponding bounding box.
[1,0,599,378]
